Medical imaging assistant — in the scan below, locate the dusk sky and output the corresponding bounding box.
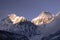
[0,0,60,20]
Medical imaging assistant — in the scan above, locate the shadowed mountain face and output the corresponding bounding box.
[18,21,38,37]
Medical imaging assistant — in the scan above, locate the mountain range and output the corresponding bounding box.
[0,11,60,40]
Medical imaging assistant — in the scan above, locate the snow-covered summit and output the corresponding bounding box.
[8,14,27,24]
[31,11,54,25]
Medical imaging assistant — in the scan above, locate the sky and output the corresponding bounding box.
[0,0,60,20]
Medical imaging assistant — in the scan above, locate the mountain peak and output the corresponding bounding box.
[31,11,54,25]
[8,14,27,24]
